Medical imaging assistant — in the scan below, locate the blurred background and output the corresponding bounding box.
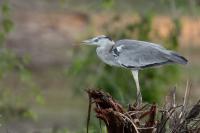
[0,0,200,132]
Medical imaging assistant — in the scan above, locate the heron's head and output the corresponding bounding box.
[82,35,114,46]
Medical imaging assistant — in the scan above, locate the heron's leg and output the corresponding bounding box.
[131,70,142,106]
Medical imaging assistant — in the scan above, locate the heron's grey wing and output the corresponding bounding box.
[112,39,187,68]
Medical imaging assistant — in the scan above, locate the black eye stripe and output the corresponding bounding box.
[94,39,98,42]
[94,36,112,42]
[104,36,112,41]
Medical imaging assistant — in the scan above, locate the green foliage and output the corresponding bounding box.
[0,1,43,122]
[101,0,114,9]
[1,2,13,34]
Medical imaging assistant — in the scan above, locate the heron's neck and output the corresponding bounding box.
[96,43,119,66]
[98,43,114,52]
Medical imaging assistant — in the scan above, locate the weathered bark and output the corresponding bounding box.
[86,89,200,133]
[87,89,157,133]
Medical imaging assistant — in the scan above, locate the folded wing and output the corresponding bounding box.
[112,39,187,69]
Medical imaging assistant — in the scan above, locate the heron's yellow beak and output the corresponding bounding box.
[81,39,93,45]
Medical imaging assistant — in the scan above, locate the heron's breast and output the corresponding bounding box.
[96,47,119,66]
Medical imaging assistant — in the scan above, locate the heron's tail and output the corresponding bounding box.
[167,51,188,65]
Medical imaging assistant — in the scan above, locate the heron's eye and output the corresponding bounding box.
[94,39,98,42]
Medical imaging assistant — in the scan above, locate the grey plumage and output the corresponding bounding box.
[82,35,188,106]
[112,39,187,69]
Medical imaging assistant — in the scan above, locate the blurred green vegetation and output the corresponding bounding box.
[0,0,195,132]
[0,2,43,122]
[63,0,200,15]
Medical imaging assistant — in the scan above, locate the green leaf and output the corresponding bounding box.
[1,3,10,15]
[36,94,45,105]
[101,0,114,9]
[2,18,14,33]
[0,32,5,45]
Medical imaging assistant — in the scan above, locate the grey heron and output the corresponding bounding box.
[82,35,188,105]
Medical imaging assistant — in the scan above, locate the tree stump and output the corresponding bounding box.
[86,89,200,133]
